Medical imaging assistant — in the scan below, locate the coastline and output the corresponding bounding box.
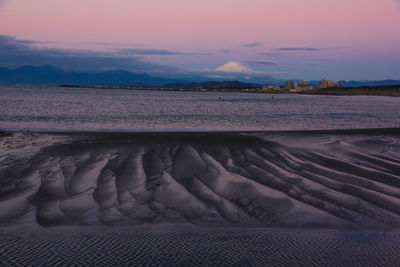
[301,89,400,97]
[57,84,400,97]
[3,126,400,136]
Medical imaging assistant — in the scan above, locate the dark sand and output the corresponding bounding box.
[1,225,400,266]
[1,129,400,266]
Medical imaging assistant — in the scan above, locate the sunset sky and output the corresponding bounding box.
[0,0,399,81]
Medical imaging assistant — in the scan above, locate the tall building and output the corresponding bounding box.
[316,79,340,90]
[284,81,294,89]
[290,81,313,92]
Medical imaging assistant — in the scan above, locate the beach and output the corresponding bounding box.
[1,129,400,265]
[1,225,400,266]
[2,129,400,228]
[2,0,400,265]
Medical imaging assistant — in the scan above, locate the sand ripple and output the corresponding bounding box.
[1,131,400,229]
[1,227,400,266]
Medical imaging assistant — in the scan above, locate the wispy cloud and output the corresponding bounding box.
[116,48,211,56]
[218,49,231,54]
[275,47,321,52]
[246,60,279,66]
[306,62,321,66]
[89,42,114,46]
[316,57,335,62]
[243,42,262,48]
[274,46,343,52]
[259,52,286,57]
[200,49,230,54]
[0,35,286,83]
[0,35,182,73]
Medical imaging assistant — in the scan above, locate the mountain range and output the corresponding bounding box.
[0,65,178,86]
[163,81,259,89]
[0,65,399,88]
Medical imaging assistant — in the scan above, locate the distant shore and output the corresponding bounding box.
[301,85,400,97]
[58,84,400,96]
[3,127,400,136]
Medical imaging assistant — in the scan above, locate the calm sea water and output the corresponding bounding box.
[0,86,399,131]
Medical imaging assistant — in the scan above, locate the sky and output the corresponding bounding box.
[0,0,400,81]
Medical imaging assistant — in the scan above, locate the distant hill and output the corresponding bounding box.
[307,84,400,96]
[306,80,400,87]
[336,80,400,87]
[163,80,260,89]
[0,65,178,86]
[1,65,399,88]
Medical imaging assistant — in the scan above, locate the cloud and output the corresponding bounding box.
[199,49,230,54]
[306,62,321,66]
[0,35,285,83]
[259,52,285,57]
[0,35,183,73]
[246,60,279,66]
[218,49,231,54]
[205,74,235,79]
[243,42,262,48]
[275,47,321,52]
[116,48,211,56]
[89,42,114,46]
[316,57,335,62]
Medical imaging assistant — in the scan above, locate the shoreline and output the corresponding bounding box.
[301,91,400,97]
[56,84,400,97]
[2,127,400,136]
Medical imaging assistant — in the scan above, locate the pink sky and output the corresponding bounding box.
[0,0,399,80]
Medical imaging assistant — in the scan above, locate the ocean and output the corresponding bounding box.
[1,86,399,131]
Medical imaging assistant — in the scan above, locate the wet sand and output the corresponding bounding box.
[1,225,400,266]
[1,129,400,265]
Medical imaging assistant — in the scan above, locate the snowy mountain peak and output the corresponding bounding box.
[215,61,254,73]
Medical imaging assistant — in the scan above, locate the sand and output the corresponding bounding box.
[1,225,400,266]
[1,129,400,265]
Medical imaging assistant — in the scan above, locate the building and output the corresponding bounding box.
[284,81,294,90]
[316,79,340,90]
[261,85,281,93]
[289,81,313,93]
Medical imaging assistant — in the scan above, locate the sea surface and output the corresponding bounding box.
[0,86,399,131]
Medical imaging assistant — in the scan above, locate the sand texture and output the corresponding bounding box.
[1,225,400,266]
[1,130,400,229]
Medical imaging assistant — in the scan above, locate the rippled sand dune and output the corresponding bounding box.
[1,130,400,229]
